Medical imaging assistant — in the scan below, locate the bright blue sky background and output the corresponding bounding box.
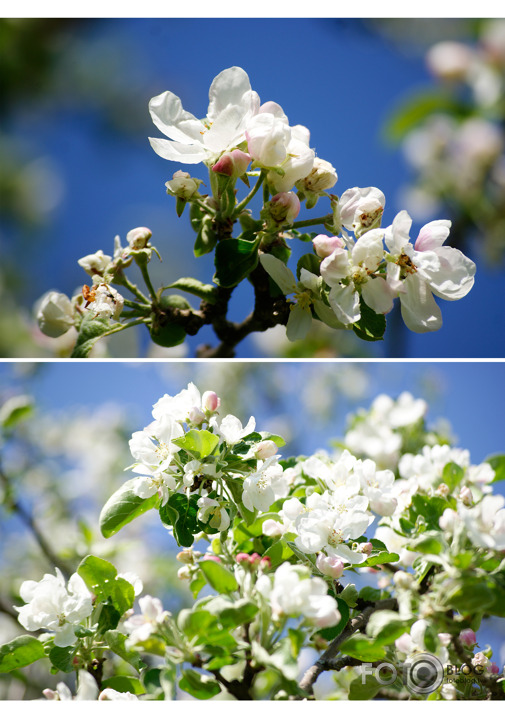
[5,18,504,357]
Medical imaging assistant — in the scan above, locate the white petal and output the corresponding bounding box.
[320,248,350,286]
[299,268,320,293]
[260,254,297,294]
[425,246,476,300]
[362,277,394,315]
[313,299,346,328]
[203,104,247,153]
[149,91,203,144]
[286,304,312,341]
[414,219,451,251]
[207,67,253,122]
[328,283,360,324]
[148,137,209,164]
[399,275,442,333]
[384,210,412,253]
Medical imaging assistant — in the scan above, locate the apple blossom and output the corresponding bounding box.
[124,595,171,646]
[212,149,251,177]
[87,283,124,321]
[197,496,230,531]
[296,157,338,207]
[15,569,93,647]
[312,233,344,259]
[459,628,477,647]
[316,553,344,579]
[77,249,112,276]
[36,291,75,338]
[336,186,386,237]
[210,413,256,445]
[242,458,288,512]
[268,191,300,225]
[126,226,152,250]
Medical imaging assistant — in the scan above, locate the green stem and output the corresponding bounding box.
[193,197,216,215]
[102,317,148,338]
[137,260,158,304]
[112,272,151,304]
[291,214,333,230]
[263,178,270,205]
[234,171,266,215]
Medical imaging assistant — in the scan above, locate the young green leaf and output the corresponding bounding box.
[99,478,159,538]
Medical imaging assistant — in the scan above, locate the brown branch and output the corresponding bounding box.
[297,597,398,697]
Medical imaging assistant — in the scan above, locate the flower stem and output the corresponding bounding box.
[234,171,266,216]
[137,259,158,304]
[291,214,333,230]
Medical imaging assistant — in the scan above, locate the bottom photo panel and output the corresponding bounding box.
[0,361,504,702]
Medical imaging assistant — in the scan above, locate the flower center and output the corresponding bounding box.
[397,252,417,275]
[328,528,344,546]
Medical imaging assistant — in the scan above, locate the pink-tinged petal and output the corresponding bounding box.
[362,277,395,315]
[427,246,476,300]
[259,101,288,119]
[328,283,360,324]
[286,304,312,341]
[384,210,413,253]
[260,254,297,295]
[148,91,203,144]
[415,219,451,251]
[207,67,253,121]
[399,275,442,333]
[148,137,209,164]
[320,248,350,286]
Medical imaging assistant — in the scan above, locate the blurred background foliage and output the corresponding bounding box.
[1,360,505,697]
[1,18,504,358]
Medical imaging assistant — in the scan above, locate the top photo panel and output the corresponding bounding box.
[2,18,504,358]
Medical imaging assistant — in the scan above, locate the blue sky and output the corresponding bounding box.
[5,18,504,357]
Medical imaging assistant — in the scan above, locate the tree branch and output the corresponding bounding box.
[297,597,398,697]
[451,635,505,700]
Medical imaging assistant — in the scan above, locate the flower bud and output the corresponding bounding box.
[441,684,457,700]
[316,553,344,579]
[249,553,261,566]
[358,542,373,557]
[202,554,221,563]
[269,192,300,225]
[459,629,477,647]
[126,227,152,250]
[260,556,271,569]
[165,170,202,200]
[439,508,458,531]
[426,41,473,81]
[436,483,450,497]
[36,291,75,338]
[212,149,251,178]
[78,249,112,276]
[255,440,278,459]
[393,571,414,590]
[202,391,220,413]
[459,486,473,506]
[176,549,195,564]
[262,519,284,537]
[236,553,250,565]
[296,157,338,193]
[488,662,500,675]
[188,406,206,425]
[177,565,191,580]
[312,234,344,258]
[472,651,489,668]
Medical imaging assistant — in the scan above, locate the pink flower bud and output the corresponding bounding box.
[202,391,220,413]
[236,553,250,565]
[202,554,221,563]
[255,440,278,459]
[212,149,251,177]
[312,233,344,258]
[249,553,261,566]
[260,556,271,569]
[459,629,477,647]
[488,662,500,675]
[459,486,473,506]
[316,553,344,579]
[359,542,373,556]
[269,192,300,225]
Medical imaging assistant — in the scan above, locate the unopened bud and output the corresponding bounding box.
[441,684,457,701]
[255,440,278,459]
[212,149,251,178]
[439,508,458,531]
[459,629,477,647]
[188,407,206,425]
[316,553,344,579]
[426,41,473,81]
[202,391,220,413]
[78,249,112,276]
[236,553,250,565]
[176,550,195,564]
[249,553,261,566]
[488,662,500,675]
[165,170,202,200]
[438,632,452,647]
[36,291,74,338]
[436,483,450,497]
[127,227,152,250]
[312,233,344,258]
[269,192,300,225]
[260,556,271,569]
[177,565,191,580]
[296,157,338,193]
[358,542,373,557]
[202,554,221,563]
[459,486,473,506]
[262,519,284,537]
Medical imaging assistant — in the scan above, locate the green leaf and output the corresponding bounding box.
[97,603,122,633]
[159,493,202,548]
[410,494,449,530]
[172,429,219,459]
[194,215,217,257]
[296,253,321,281]
[339,584,358,608]
[409,531,444,555]
[214,237,260,288]
[340,634,387,661]
[442,461,465,490]
[49,646,75,673]
[199,560,238,594]
[219,600,259,629]
[443,577,497,613]
[189,570,207,599]
[0,396,34,430]
[348,674,383,700]
[179,670,221,699]
[487,454,505,482]
[383,90,461,144]
[0,635,46,673]
[162,278,218,305]
[77,555,134,614]
[352,296,386,342]
[366,610,408,646]
[288,628,306,658]
[71,315,112,358]
[104,630,146,672]
[285,540,317,571]
[101,676,146,695]
[99,478,159,538]
[318,597,350,641]
[363,551,400,567]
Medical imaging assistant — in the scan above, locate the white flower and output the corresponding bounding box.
[260,253,344,341]
[88,283,124,321]
[99,690,139,700]
[36,291,75,338]
[118,572,143,597]
[126,226,152,250]
[354,459,398,516]
[296,157,338,195]
[242,459,288,512]
[129,414,183,471]
[124,595,170,646]
[373,526,418,568]
[211,413,256,445]
[197,496,230,531]
[256,563,340,627]
[152,382,210,424]
[16,569,93,647]
[460,495,505,550]
[320,230,394,324]
[43,671,99,701]
[336,186,386,236]
[77,250,112,276]
[384,210,476,333]
[149,67,260,165]
[165,170,202,200]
